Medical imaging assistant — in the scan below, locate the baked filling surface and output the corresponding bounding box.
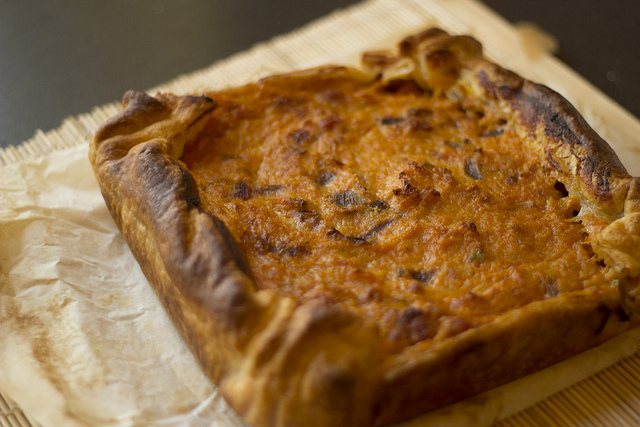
[182,72,610,355]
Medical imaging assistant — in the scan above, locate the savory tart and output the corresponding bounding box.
[89,28,640,426]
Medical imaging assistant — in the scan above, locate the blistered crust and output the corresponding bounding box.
[90,30,640,427]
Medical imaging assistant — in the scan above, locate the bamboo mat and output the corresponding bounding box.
[3,0,640,425]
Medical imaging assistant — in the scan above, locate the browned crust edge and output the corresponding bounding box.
[90,90,381,427]
[475,62,631,215]
[89,29,640,427]
[367,28,637,217]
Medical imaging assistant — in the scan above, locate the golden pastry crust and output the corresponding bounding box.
[90,29,640,426]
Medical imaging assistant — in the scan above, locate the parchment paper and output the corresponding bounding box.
[0,146,246,426]
[3,0,640,426]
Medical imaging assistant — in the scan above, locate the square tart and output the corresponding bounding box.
[90,29,640,426]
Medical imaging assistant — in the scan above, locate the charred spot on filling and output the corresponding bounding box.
[320,116,341,130]
[314,171,336,186]
[328,219,394,245]
[327,227,344,240]
[286,198,308,210]
[389,307,436,344]
[554,180,569,198]
[505,175,519,185]
[480,128,504,138]
[379,79,425,95]
[253,184,282,196]
[464,158,483,180]
[406,107,434,131]
[408,107,432,116]
[229,182,251,200]
[361,218,395,241]
[250,233,306,257]
[368,200,389,212]
[410,269,437,283]
[272,96,300,109]
[347,236,370,245]
[393,180,420,197]
[444,140,461,149]
[581,242,595,257]
[295,210,321,226]
[289,128,313,145]
[331,190,364,207]
[381,117,404,125]
[463,107,485,119]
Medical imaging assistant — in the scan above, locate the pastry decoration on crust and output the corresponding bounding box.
[90,28,640,427]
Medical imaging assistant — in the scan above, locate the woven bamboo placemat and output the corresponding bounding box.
[3,0,640,425]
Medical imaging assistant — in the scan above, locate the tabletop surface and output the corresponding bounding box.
[1,0,639,149]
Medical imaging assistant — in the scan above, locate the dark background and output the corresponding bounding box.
[1,0,639,148]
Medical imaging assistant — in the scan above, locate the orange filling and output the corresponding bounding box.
[181,73,608,353]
